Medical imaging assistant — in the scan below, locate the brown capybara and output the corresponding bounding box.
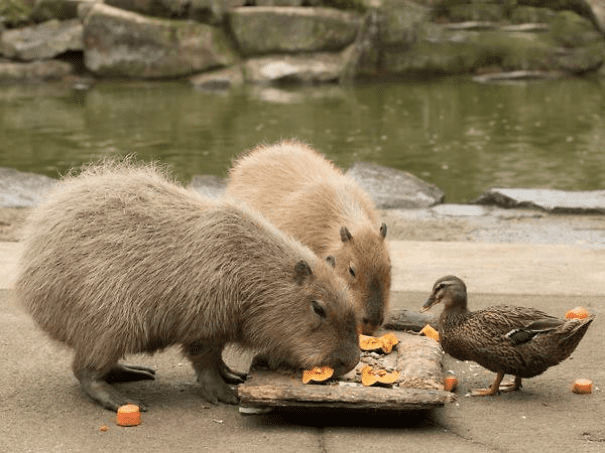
[16,160,359,411]
[227,141,391,335]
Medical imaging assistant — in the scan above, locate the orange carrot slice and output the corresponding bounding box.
[444,374,457,392]
[116,404,141,427]
[565,306,590,319]
[571,378,592,394]
[302,366,334,384]
[420,324,439,342]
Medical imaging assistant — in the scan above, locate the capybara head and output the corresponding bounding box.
[333,222,391,335]
[243,257,360,377]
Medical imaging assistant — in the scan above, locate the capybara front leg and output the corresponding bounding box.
[185,342,239,405]
[103,363,156,383]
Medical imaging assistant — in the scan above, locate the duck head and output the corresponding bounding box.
[421,275,467,312]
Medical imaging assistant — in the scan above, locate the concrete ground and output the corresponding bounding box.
[1,207,603,453]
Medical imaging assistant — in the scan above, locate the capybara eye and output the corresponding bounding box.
[311,300,327,319]
[348,264,356,278]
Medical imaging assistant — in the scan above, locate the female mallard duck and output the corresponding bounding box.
[422,275,595,396]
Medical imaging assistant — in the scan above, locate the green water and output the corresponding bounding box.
[1,77,604,203]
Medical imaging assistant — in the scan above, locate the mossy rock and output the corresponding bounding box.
[549,10,601,47]
[447,3,505,22]
[509,6,556,23]
[0,0,33,28]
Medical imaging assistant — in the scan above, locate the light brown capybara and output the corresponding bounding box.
[227,141,391,335]
[16,160,359,411]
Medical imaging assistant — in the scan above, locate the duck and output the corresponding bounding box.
[421,275,595,396]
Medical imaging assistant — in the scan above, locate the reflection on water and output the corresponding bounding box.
[0,77,604,203]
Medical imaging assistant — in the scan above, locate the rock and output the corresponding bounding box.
[0,19,83,61]
[244,52,344,84]
[229,6,362,56]
[585,0,605,34]
[0,59,73,81]
[187,174,226,199]
[104,0,245,23]
[472,188,605,214]
[189,65,244,91]
[0,168,57,208]
[31,0,96,21]
[83,3,237,78]
[346,162,445,209]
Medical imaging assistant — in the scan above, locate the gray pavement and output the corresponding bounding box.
[1,233,603,452]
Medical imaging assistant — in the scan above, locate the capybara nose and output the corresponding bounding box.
[361,315,384,335]
[331,351,360,377]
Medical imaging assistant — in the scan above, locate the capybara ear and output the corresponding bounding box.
[379,223,387,239]
[294,260,313,284]
[325,255,336,268]
[340,226,353,243]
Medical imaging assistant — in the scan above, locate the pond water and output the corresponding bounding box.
[1,76,604,203]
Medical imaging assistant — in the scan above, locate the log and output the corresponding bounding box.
[238,332,455,411]
[383,308,438,332]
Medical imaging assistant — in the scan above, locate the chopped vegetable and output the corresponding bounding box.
[420,324,439,342]
[565,306,590,320]
[571,378,592,394]
[302,366,334,384]
[116,404,141,427]
[359,332,399,353]
[360,365,400,387]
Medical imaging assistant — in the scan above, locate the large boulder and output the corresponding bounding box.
[0,59,74,81]
[83,3,237,78]
[0,168,57,208]
[346,162,445,209]
[0,19,83,61]
[244,52,345,84]
[229,7,362,56]
[472,187,605,214]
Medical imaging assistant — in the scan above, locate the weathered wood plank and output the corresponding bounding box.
[383,309,438,332]
[238,332,454,411]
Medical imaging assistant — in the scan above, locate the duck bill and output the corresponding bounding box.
[421,295,438,312]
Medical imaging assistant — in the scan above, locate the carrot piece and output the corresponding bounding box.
[565,306,590,319]
[420,324,439,342]
[361,365,378,386]
[380,332,399,354]
[571,378,592,394]
[443,374,457,392]
[302,366,334,384]
[116,404,141,427]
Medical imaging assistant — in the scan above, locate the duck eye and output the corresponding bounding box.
[348,264,356,278]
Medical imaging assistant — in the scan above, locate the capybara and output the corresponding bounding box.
[16,160,359,411]
[227,141,391,335]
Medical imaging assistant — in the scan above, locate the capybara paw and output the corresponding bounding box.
[197,371,239,405]
[220,363,247,384]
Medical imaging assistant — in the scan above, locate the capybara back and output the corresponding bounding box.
[16,160,359,410]
[227,141,391,334]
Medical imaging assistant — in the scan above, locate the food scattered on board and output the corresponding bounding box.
[565,306,590,320]
[571,378,593,394]
[420,324,439,342]
[302,366,335,384]
[443,373,458,392]
[361,365,400,387]
[359,332,400,353]
[99,425,109,432]
[116,404,141,427]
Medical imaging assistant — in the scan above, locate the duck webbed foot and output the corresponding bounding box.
[471,371,520,396]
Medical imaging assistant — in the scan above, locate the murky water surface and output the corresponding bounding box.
[1,77,604,203]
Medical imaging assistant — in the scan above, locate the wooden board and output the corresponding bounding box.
[238,332,455,411]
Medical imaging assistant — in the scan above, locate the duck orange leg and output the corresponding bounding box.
[499,376,522,393]
[471,371,505,396]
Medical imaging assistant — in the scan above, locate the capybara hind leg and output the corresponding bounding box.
[103,363,156,383]
[74,366,147,411]
[185,343,239,405]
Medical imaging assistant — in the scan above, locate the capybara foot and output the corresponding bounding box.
[78,371,147,411]
[197,369,239,405]
[220,362,247,384]
[103,363,156,383]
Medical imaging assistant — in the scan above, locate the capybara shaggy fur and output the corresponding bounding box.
[16,160,359,411]
[227,141,391,335]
